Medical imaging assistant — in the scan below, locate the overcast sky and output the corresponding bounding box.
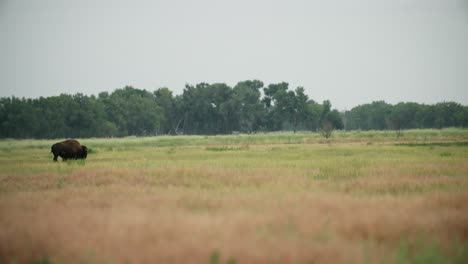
[1,0,467,110]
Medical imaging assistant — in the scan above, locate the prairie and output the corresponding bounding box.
[0,129,467,263]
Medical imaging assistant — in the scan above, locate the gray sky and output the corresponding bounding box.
[1,0,467,110]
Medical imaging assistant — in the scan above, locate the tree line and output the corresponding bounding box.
[344,100,468,131]
[0,80,466,139]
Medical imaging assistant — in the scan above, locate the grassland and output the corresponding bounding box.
[0,129,467,263]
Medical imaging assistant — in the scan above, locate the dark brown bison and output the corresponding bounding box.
[51,139,88,161]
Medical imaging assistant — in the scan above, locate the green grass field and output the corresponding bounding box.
[1,129,467,263]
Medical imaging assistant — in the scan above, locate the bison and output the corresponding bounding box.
[51,139,88,161]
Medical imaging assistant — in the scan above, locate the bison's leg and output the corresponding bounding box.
[53,154,58,161]
[59,151,69,161]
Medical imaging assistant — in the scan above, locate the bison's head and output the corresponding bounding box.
[80,145,88,159]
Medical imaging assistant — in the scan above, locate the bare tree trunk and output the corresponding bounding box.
[173,113,187,135]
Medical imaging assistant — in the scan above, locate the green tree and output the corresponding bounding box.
[344,101,391,130]
[154,87,176,134]
[103,86,163,136]
[230,80,264,133]
[262,82,289,130]
[181,83,234,134]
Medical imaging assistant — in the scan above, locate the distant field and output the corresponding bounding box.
[1,129,467,263]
